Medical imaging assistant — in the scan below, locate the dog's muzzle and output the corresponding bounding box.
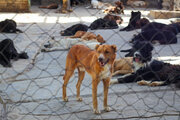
[98,57,109,67]
[134,52,142,63]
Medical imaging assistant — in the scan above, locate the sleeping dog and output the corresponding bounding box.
[0,39,28,67]
[111,41,180,88]
[131,22,180,44]
[70,31,106,43]
[60,24,89,36]
[0,19,22,33]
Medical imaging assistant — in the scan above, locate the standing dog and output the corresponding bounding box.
[63,44,117,114]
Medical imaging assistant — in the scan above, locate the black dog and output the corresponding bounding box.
[121,41,152,57]
[131,22,180,44]
[111,41,180,88]
[120,11,141,31]
[132,29,177,45]
[0,39,28,67]
[89,18,118,30]
[60,24,88,36]
[0,19,22,33]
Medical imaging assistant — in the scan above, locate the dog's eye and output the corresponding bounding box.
[105,51,109,54]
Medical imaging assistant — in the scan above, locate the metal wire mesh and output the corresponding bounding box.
[0,0,180,120]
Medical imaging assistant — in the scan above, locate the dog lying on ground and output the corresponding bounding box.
[127,0,147,7]
[70,31,106,43]
[103,1,124,14]
[39,3,59,9]
[120,11,141,31]
[120,11,150,31]
[132,29,177,45]
[111,41,180,88]
[103,14,123,25]
[60,24,89,36]
[0,39,29,67]
[63,44,117,114]
[42,37,100,52]
[142,22,180,35]
[87,0,112,9]
[0,19,22,33]
[131,22,180,44]
[112,57,133,76]
[89,18,118,30]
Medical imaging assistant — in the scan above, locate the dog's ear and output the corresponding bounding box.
[111,45,117,53]
[95,44,100,50]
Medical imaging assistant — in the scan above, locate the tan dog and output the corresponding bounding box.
[70,31,106,43]
[63,44,117,114]
[127,0,147,7]
[112,57,134,76]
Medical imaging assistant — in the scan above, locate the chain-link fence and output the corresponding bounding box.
[0,0,180,120]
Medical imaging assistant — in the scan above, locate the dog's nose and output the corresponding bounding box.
[134,53,140,57]
[98,57,103,62]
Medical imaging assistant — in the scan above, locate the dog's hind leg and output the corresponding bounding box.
[76,67,85,102]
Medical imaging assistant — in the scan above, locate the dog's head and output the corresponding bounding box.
[136,18,150,29]
[115,1,123,8]
[96,34,106,43]
[131,11,141,19]
[95,44,117,67]
[121,41,153,63]
[133,41,153,63]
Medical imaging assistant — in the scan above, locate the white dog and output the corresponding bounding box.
[41,38,100,52]
[87,0,111,9]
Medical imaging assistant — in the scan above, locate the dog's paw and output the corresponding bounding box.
[137,80,149,86]
[76,97,83,102]
[149,81,163,87]
[93,109,101,114]
[104,106,110,112]
[109,79,118,85]
[63,97,68,102]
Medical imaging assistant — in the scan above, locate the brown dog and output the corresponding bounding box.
[39,3,58,9]
[103,14,123,25]
[104,1,124,14]
[113,57,134,76]
[63,44,117,114]
[70,31,106,43]
[136,18,150,29]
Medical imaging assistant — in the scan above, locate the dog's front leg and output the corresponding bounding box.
[103,78,110,112]
[92,79,100,114]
